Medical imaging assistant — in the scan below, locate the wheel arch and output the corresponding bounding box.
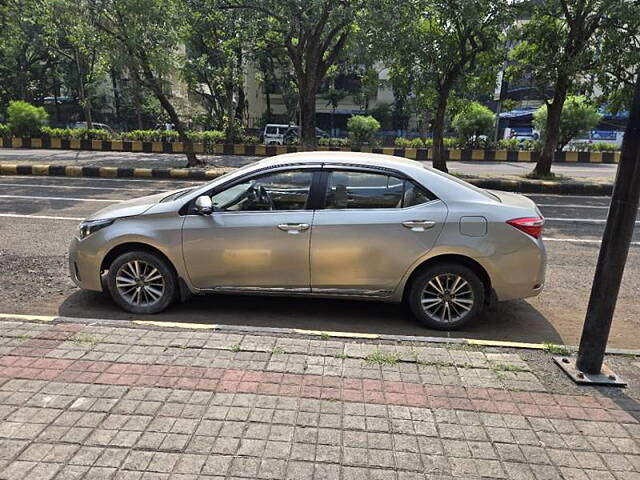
[401,253,493,304]
[100,242,177,276]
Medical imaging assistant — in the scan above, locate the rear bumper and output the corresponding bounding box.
[487,239,546,302]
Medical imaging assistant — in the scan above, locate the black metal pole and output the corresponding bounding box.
[576,69,640,374]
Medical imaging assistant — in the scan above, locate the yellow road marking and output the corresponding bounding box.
[133,320,218,330]
[466,339,546,349]
[294,329,379,339]
[0,313,56,322]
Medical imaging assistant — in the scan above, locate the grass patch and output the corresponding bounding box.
[319,332,331,340]
[230,343,242,353]
[15,333,31,341]
[71,334,101,346]
[334,353,348,360]
[523,171,570,182]
[543,342,571,356]
[489,361,528,373]
[271,346,284,355]
[364,351,400,366]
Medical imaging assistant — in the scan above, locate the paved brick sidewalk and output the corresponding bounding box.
[1,320,639,480]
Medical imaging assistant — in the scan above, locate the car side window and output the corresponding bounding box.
[211,170,313,212]
[324,170,435,209]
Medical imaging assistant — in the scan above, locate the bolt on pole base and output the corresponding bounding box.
[554,356,627,387]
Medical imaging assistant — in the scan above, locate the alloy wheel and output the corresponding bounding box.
[421,273,474,324]
[115,260,165,306]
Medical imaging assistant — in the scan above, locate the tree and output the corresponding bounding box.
[183,0,248,142]
[232,0,360,150]
[375,0,512,172]
[532,95,601,151]
[452,102,495,146]
[347,114,380,144]
[89,0,203,166]
[7,100,49,137]
[324,85,347,136]
[509,0,619,178]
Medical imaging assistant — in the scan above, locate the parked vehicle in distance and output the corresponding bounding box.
[262,123,291,145]
[70,121,116,136]
[69,152,546,330]
[262,124,330,145]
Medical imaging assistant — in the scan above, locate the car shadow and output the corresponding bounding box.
[57,289,564,344]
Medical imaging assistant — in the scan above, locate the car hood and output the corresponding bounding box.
[86,191,174,221]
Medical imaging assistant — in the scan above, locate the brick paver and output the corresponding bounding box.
[0,320,638,480]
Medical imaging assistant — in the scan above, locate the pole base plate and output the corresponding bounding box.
[554,356,627,387]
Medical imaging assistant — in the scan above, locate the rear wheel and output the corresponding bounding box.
[107,251,176,314]
[408,262,484,330]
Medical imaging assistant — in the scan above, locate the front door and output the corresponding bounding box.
[182,168,316,291]
[310,168,448,295]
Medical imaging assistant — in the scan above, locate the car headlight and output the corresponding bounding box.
[78,218,115,239]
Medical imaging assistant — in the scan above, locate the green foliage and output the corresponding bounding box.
[318,137,350,147]
[533,96,602,151]
[543,343,571,356]
[452,102,495,143]
[395,137,428,148]
[40,127,112,140]
[7,101,48,137]
[0,124,10,138]
[363,351,400,366]
[591,142,618,152]
[347,115,380,145]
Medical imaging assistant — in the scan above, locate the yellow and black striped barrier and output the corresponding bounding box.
[1,137,621,164]
[0,162,613,195]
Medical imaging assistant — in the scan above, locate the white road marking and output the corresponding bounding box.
[545,217,640,224]
[537,204,610,209]
[0,194,122,203]
[544,237,640,246]
[0,213,83,221]
[0,182,162,192]
[0,174,200,185]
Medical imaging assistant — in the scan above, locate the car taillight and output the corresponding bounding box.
[507,217,544,239]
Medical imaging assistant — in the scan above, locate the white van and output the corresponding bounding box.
[262,124,291,145]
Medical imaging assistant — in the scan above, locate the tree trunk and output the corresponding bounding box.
[533,79,568,177]
[74,47,93,130]
[432,87,450,172]
[419,110,430,139]
[110,69,121,127]
[300,84,318,150]
[155,90,201,167]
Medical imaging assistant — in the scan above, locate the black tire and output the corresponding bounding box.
[408,262,485,330]
[106,250,176,314]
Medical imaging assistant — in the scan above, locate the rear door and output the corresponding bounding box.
[310,168,448,295]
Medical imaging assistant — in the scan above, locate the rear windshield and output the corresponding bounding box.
[424,166,500,202]
[265,126,277,134]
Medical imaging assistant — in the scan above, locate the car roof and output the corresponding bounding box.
[253,151,423,170]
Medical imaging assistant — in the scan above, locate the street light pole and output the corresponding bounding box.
[574,68,640,376]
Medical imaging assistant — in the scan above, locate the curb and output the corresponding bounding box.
[1,137,622,163]
[1,313,638,357]
[0,162,613,195]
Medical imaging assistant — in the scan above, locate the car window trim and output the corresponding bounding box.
[316,164,439,211]
[183,164,323,215]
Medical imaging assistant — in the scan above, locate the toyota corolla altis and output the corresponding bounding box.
[69,152,546,330]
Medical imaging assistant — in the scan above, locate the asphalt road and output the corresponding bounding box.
[1,175,639,348]
[0,147,619,179]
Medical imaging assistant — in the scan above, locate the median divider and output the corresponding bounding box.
[0,137,622,163]
[0,161,613,195]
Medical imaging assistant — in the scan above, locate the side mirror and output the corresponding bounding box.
[194,195,213,215]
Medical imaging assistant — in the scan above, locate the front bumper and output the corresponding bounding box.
[69,236,104,292]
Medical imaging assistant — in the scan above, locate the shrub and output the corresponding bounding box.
[443,137,462,149]
[7,100,48,137]
[591,142,617,152]
[394,137,428,148]
[40,127,111,140]
[241,135,260,145]
[533,95,601,151]
[452,102,495,145]
[319,137,350,147]
[498,138,520,150]
[121,130,181,143]
[347,115,381,145]
[0,124,10,138]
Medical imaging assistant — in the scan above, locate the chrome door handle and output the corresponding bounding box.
[402,220,436,232]
[277,223,310,234]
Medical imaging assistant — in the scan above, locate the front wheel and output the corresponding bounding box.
[106,251,176,314]
[408,263,485,330]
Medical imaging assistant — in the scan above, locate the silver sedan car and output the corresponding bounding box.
[69,152,546,330]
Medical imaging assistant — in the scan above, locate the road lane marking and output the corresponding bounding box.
[0,182,162,192]
[544,237,640,246]
[0,194,123,203]
[293,329,380,339]
[545,217,640,224]
[0,174,200,185]
[537,204,610,209]
[133,320,218,330]
[0,213,83,221]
